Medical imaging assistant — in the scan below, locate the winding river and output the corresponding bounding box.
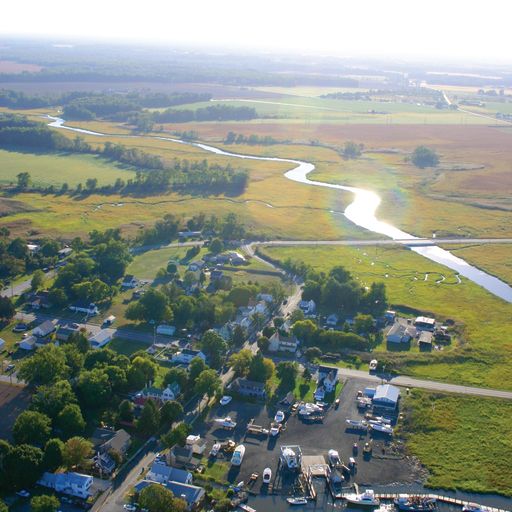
[46,116,512,303]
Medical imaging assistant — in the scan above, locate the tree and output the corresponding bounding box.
[4,444,43,489]
[77,368,111,407]
[161,423,191,449]
[126,288,171,323]
[137,400,160,436]
[200,330,227,369]
[354,313,374,336]
[48,287,68,308]
[0,500,7,512]
[18,344,68,386]
[118,399,135,423]
[226,286,252,307]
[248,352,275,382]
[209,238,223,254]
[194,369,221,399]
[0,296,15,322]
[31,380,77,420]
[303,367,312,381]
[16,171,31,189]
[166,261,178,275]
[304,346,322,362]
[56,404,86,439]
[160,401,184,427]
[411,146,439,168]
[276,361,299,386]
[13,411,51,446]
[31,269,45,291]
[257,335,270,353]
[127,356,158,389]
[229,349,253,376]
[30,495,60,512]
[63,437,93,469]
[164,367,188,389]
[188,357,207,385]
[342,141,362,159]
[291,319,318,345]
[42,438,64,471]
[289,308,304,323]
[138,483,187,512]
[85,178,98,191]
[302,280,322,303]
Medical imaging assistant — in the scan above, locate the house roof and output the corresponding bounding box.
[318,365,339,377]
[91,428,116,446]
[166,481,205,505]
[89,329,111,343]
[106,429,131,453]
[34,320,55,335]
[123,274,135,281]
[72,301,97,309]
[149,461,191,483]
[415,316,435,325]
[39,471,92,488]
[171,445,194,458]
[373,384,400,404]
[232,378,266,392]
[387,323,415,341]
[418,331,433,344]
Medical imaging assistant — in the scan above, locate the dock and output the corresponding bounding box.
[340,492,510,512]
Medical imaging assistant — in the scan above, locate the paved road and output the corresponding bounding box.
[334,367,512,400]
[0,270,55,298]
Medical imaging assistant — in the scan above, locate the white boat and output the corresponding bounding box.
[462,504,489,512]
[287,497,308,505]
[281,447,299,469]
[345,489,380,506]
[220,395,232,406]
[369,422,394,435]
[346,419,368,430]
[274,410,285,423]
[298,403,322,416]
[394,495,437,511]
[270,424,281,437]
[209,442,221,457]
[231,444,246,466]
[214,416,237,429]
[374,505,394,512]
[328,449,342,467]
[262,467,272,484]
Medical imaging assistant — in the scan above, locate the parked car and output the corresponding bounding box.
[5,364,15,373]
[16,490,30,498]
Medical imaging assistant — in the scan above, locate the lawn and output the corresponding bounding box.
[402,389,512,496]
[0,148,136,187]
[261,244,512,389]
[107,338,149,357]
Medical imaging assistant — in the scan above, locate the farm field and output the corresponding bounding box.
[402,390,512,496]
[261,244,512,389]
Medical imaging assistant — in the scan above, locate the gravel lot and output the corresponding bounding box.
[194,377,422,492]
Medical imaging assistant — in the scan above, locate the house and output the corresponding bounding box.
[92,428,131,456]
[166,481,205,510]
[230,378,266,399]
[133,480,205,511]
[156,324,176,336]
[299,299,316,315]
[414,316,436,331]
[373,384,400,410]
[19,336,37,350]
[268,332,299,353]
[89,329,112,349]
[38,472,93,499]
[210,269,224,281]
[69,302,99,316]
[384,310,396,323]
[318,365,339,393]
[121,274,138,289]
[134,383,181,406]
[56,325,79,342]
[386,323,416,344]
[418,330,433,350]
[257,293,274,304]
[168,444,194,468]
[326,313,339,328]
[58,247,73,259]
[178,230,202,239]
[147,461,192,484]
[27,243,40,253]
[30,291,52,310]
[227,251,246,265]
[171,349,206,365]
[33,320,55,338]
[188,260,205,272]
[186,434,207,455]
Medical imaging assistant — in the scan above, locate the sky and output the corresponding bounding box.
[1,0,512,64]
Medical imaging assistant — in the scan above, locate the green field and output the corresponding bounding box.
[0,149,136,187]
[402,390,512,495]
[261,244,512,389]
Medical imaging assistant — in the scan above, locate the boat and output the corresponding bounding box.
[287,497,308,505]
[238,505,257,512]
[349,456,356,467]
[298,403,322,416]
[346,419,368,430]
[328,449,342,467]
[394,495,436,511]
[345,489,380,506]
[220,395,232,406]
[262,467,272,484]
[209,442,221,457]
[270,422,282,436]
[281,447,299,470]
[231,444,246,466]
[462,503,489,512]
[274,410,285,423]
[369,422,394,435]
[214,417,237,429]
[374,505,394,512]
[328,469,344,498]
[353,443,359,454]
[363,442,372,453]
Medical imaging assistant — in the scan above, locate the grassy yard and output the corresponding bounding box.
[402,389,512,496]
[107,338,149,357]
[262,244,512,389]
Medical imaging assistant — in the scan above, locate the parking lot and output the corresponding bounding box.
[195,377,422,492]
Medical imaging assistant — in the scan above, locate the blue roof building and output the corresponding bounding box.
[373,384,400,409]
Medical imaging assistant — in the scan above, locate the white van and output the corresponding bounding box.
[103,315,116,326]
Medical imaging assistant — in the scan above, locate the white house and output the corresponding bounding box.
[33,320,55,338]
[38,471,93,499]
[386,323,416,344]
[326,314,339,327]
[171,349,206,365]
[147,461,192,484]
[19,336,37,350]
[121,274,138,289]
[227,251,246,265]
[373,384,400,410]
[299,299,316,315]
[268,332,299,353]
[89,329,112,349]
[69,302,99,316]
[134,383,181,406]
[414,316,436,331]
[156,325,176,336]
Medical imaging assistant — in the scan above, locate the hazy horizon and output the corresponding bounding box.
[1,0,512,66]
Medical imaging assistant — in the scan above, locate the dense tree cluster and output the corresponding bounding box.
[152,104,257,123]
[411,146,439,168]
[224,131,285,145]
